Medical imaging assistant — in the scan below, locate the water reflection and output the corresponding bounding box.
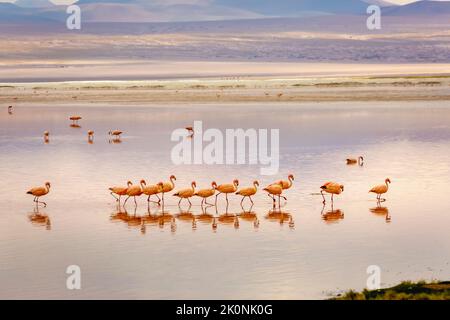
[109,138,122,144]
[265,209,294,228]
[110,204,296,233]
[321,204,345,224]
[370,204,391,223]
[28,208,51,230]
[3,103,450,299]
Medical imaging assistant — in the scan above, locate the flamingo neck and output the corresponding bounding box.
[288,178,293,187]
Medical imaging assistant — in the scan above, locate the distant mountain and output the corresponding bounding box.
[383,0,450,15]
[214,0,370,15]
[0,2,58,23]
[14,0,55,8]
[3,0,450,25]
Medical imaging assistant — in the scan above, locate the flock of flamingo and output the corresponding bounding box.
[107,175,294,209]
[27,167,391,209]
[8,106,392,209]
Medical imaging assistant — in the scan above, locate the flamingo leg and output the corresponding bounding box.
[188,198,192,206]
[124,196,130,206]
[36,197,47,207]
[215,192,221,205]
[178,198,182,206]
[321,190,326,204]
[225,193,229,204]
[134,197,137,206]
[249,196,254,205]
[240,196,245,206]
[331,194,334,204]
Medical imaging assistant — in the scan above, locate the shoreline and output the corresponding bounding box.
[1,74,449,104]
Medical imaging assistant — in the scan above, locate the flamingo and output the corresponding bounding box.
[109,130,123,139]
[346,156,364,166]
[27,182,51,207]
[236,181,259,206]
[185,126,194,137]
[195,181,217,206]
[320,182,344,204]
[161,175,176,203]
[140,180,164,204]
[215,179,239,205]
[109,181,132,203]
[44,131,49,143]
[369,178,391,202]
[263,182,284,207]
[269,174,293,201]
[87,130,94,143]
[8,105,13,114]
[70,116,82,126]
[124,182,142,207]
[173,181,196,206]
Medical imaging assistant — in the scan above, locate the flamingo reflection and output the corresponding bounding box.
[265,209,293,227]
[28,208,51,230]
[321,204,344,224]
[370,204,391,223]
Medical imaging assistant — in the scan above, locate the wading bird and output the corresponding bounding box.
[109,181,132,203]
[270,174,293,201]
[346,156,364,166]
[124,181,143,207]
[185,126,194,137]
[195,181,217,206]
[8,105,13,114]
[161,175,176,203]
[173,181,196,206]
[27,182,51,207]
[369,178,391,202]
[320,182,344,204]
[236,181,259,206]
[140,180,164,204]
[87,130,94,143]
[215,179,239,205]
[70,116,82,126]
[43,131,50,143]
[109,130,123,140]
[263,182,284,207]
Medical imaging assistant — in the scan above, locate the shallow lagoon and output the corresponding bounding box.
[0,101,449,299]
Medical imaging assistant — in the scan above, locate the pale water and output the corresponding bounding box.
[0,102,449,299]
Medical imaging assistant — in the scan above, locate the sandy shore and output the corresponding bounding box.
[1,62,449,104]
[1,76,449,105]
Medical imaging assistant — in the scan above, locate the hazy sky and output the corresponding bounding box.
[0,0,443,5]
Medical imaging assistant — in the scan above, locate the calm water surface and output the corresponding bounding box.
[0,102,449,299]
